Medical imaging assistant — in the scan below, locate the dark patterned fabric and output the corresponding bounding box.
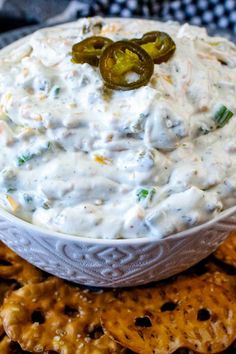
[89,0,236,33]
[0,0,236,33]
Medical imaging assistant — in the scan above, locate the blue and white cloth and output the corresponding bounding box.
[0,0,236,33]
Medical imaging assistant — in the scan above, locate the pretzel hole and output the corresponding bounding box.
[161,301,177,312]
[197,308,211,321]
[214,258,236,275]
[64,305,79,317]
[0,259,12,266]
[88,325,104,339]
[9,341,38,353]
[135,316,152,327]
[12,281,21,290]
[31,310,45,324]
[9,341,25,353]
[193,263,209,276]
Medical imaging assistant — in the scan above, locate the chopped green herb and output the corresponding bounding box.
[17,142,51,167]
[82,21,103,35]
[214,105,234,128]
[130,112,149,133]
[51,86,61,98]
[42,202,50,209]
[23,194,33,203]
[137,189,149,201]
[82,24,91,35]
[139,112,149,120]
[199,127,210,135]
[46,141,52,150]
[38,79,49,92]
[17,153,35,166]
[137,188,156,202]
[93,21,104,33]
[7,187,16,193]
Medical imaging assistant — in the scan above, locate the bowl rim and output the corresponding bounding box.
[0,205,235,245]
[0,18,236,245]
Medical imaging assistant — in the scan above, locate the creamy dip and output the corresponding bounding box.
[0,17,236,239]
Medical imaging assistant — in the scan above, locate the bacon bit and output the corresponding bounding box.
[6,195,19,212]
[26,88,34,95]
[94,154,112,165]
[198,104,209,113]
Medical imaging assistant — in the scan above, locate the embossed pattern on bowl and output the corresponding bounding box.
[0,207,236,287]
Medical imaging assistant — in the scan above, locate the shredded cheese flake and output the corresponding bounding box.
[163,75,173,84]
[6,195,19,212]
[94,154,112,165]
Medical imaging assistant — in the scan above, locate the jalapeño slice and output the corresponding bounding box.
[72,36,113,66]
[99,41,154,91]
[132,31,176,64]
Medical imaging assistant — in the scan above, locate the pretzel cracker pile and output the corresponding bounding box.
[1,233,236,354]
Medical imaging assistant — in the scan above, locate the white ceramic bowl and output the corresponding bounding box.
[0,206,236,287]
[1,24,236,288]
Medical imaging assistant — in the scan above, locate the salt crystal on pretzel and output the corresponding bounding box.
[1,277,125,354]
[214,231,236,269]
[0,242,44,285]
[101,272,236,354]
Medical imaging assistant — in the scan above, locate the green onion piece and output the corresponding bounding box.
[17,153,34,166]
[42,202,50,209]
[137,189,149,201]
[51,86,60,97]
[17,142,51,167]
[7,187,16,193]
[199,127,210,135]
[137,188,156,202]
[214,105,234,128]
[23,194,33,203]
[46,142,52,150]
